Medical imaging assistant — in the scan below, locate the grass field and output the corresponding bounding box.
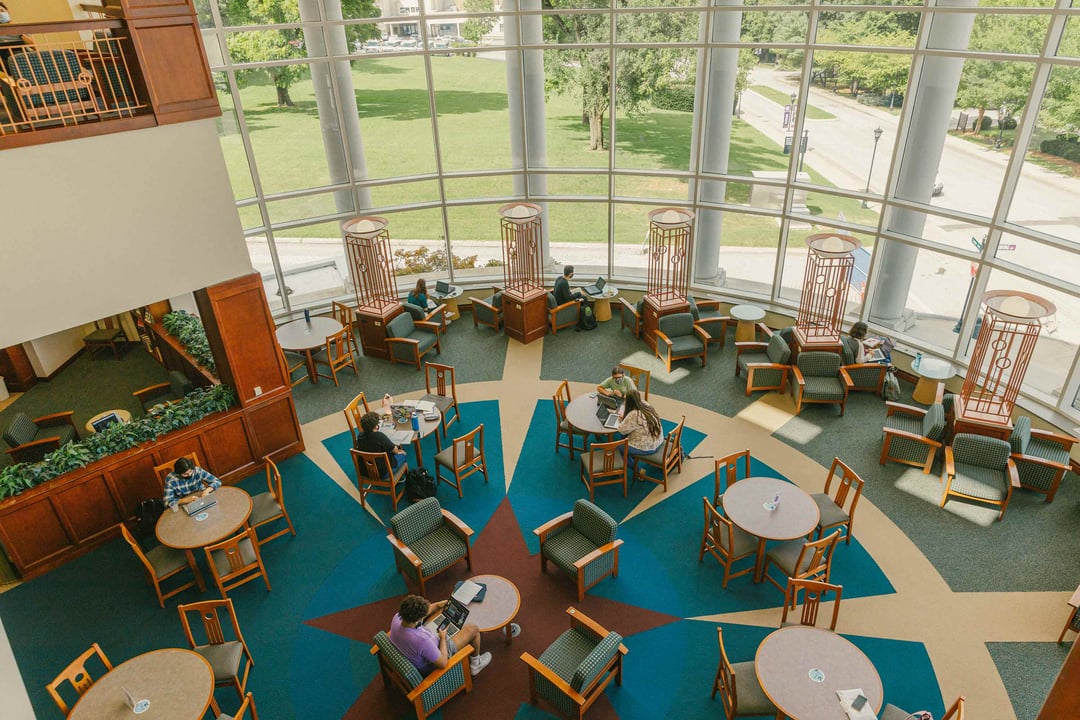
[217,55,871,247]
[750,84,837,120]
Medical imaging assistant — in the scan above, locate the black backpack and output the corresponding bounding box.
[134,498,165,541]
[405,468,437,502]
[578,304,598,331]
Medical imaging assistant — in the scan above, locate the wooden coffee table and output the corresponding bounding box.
[721,476,820,582]
[464,574,521,643]
[756,626,883,720]
[68,648,214,720]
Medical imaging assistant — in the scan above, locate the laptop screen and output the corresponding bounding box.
[435,280,451,295]
[595,277,606,291]
[443,596,470,626]
[91,412,122,433]
[597,393,620,410]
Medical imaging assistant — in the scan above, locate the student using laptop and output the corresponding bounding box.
[597,366,636,398]
[617,389,664,474]
[389,594,492,676]
[354,412,407,475]
[553,265,586,305]
[407,278,429,309]
[162,457,221,509]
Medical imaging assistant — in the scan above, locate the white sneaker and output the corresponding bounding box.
[469,651,492,676]
[509,623,522,638]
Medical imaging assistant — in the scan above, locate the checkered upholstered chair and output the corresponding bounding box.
[941,433,1019,520]
[371,628,473,720]
[880,402,946,474]
[548,292,581,334]
[534,499,623,602]
[1057,584,1080,644]
[839,334,888,394]
[735,331,791,396]
[1009,416,1078,504]
[712,626,778,719]
[655,312,710,372]
[3,410,78,463]
[687,297,730,347]
[385,312,442,369]
[520,607,627,720]
[472,289,504,331]
[6,49,100,123]
[387,497,474,596]
[791,351,849,416]
[881,695,965,720]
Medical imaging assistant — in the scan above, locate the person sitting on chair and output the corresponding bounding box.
[553,265,586,305]
[162,457,221,508]
[407,278,429,309]
[848,321,869,363]
[597,366,635,398]
[354,411,407,475]
[617,389,664,474]
[389,594,492,676]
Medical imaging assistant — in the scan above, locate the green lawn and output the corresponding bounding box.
[217,56,866,244]
[750,85,837,120]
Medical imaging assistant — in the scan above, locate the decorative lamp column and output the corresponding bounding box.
[793,232,861,353]
[498,202,548,344]
[954,290,1055,437]
[342,216,402,359]
[642,208,695,352]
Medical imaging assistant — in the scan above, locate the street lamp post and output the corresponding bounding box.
[861,126,884,209]
[995,105,1006,149]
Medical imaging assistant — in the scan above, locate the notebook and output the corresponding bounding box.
[424,596,470,635]
[183,494,217,516]
[582,276,607,296]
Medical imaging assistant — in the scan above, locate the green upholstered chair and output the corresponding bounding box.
[839,334,888,394]
[472,289,503,331]
[882,695,965,720]
[687,297,730,347]
[880,402,946,474]
[791,351,849,416]
[734,331,791,396]
[534,499,623,602]
[655,312,710,373]
[618,297,643,338]
[133,369,195,414]
[520,607,627,720]
[387,497,473,596]
[385,311,442,369]
[371,627,472,720]
[402,300,449,337]
[1009,416,1078,503]
[3,410,78,463]
[548,292,581,334]
[942,433,1019,520]
[712,625,778,719]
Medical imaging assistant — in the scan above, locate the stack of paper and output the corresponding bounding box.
[416,400,436,414]
[385,429,414,446]
[452,579,482,604]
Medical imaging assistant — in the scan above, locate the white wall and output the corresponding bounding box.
[0,119,253,348]
[23,325,90,377]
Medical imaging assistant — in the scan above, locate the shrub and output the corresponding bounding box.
[971,115,992,132]
[652,83,695,113]
[1001,116,1017,130]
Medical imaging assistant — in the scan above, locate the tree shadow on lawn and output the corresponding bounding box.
[355,88,507,121]
[238,100,320,132]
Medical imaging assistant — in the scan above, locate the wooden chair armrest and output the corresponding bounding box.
[408,644,473,699]
[567,608,630,654]
[1030,429,1080,449]
[385,533,422,569]
[885,401,926,418]
[756,322,773,338]
[415,320,442,333]
[520,652,587,705]
[791,366,805,386]
[845,362,887,372]
[133,382,171,401]
[1008,459,1021,488]
[573,538,624,571]
[944,446,955,478]
[734,341,768,352]
[33,411,76,428]
[1010,452,1068,470]
[746,362,789,372]
[695,299,723,311]
[426,302,448,317]
[839,368,854,387]
[654,330,672,348]
[472,297,498,311]
[551,300,579,315]
[441,509,475,539]
[6,437,62,457]
[533,512,573,540]
[693,325,712,342]
[386,337,420,346]
[885,428,942,448]
[618,297,638,316]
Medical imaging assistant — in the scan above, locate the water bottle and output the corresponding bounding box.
[914,352,923,371]
[303,309,311,324]
[773,492,781,508]
[411,411,420,432]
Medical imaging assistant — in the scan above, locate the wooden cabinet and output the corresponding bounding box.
[0,344,36,392]
[502,289,548,345]
[357,304,403,360]
[642,295,689,353]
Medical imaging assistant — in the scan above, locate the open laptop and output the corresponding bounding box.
[431,280,452,299]
[424,596,470,636]
[582,276,607,296]
[595,393,623,429]
[183,493,218,516]
[90,412,122,433]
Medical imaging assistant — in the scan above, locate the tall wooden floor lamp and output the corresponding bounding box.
[641,207,695,352]
[498,202,548,344]
[343,216,403,360]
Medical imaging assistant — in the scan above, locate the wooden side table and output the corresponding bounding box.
[912,357,956,405]
[464,574,521,643]
[730,304,766,342]
[592,286,619,322]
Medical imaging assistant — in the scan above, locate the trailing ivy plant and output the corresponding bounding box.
[0,385,236,500]
[161,310,218,375]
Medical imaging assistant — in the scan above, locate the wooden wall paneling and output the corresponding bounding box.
[124,15,220,122]
[0,497,73,574]
[244,394,305,461]
[200,414,258,479]
[196,273,288,407]
[107,454,164,515]
[53,475,123,543]
[153,436,208,473]
[1039,636,1080,718]
[119,0,197,19]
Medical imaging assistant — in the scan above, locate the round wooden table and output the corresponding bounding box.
[465,574,521,643]
[592,286,619,322]
[381,402,442,470]
[156,486,253,559]
[722,476,820,582]
[68,648,214,720]
[565,394,618,436]
[730,304,766,342]
[85,409,132,434]
[911,357,956,405]
[755,626,883,720]
[275,316,344,384]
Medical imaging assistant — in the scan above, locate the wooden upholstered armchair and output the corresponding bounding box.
[619,297,643,338]
[735,331,791,396]
[5,49,102,124]
[839,334,888,394]
[942,433,1019,520]
[687,297,731,347]
[535,499,623,601]
[387,497,473,596]
[371,629,473,719]
[472,288,504,331]
[880,402,946,474]
[548,292,581,334]
[3,411,79,463]
[385,311,442,369]
[655,313,710,372]
[133,370,194,414]
[1009,416,1078,503]
[791,351,849,416]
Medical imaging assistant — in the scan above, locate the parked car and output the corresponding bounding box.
[431,38,450,54]
[362,40,381,53]
[399,37,419,49]
[932,174,944,197]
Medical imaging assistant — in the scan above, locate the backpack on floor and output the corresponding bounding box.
[134,498,165,541]
[882,367,901,401]
[578,304,598,331]
[405,468,437,502]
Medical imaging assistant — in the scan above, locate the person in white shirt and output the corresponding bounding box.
[617,389,664,474]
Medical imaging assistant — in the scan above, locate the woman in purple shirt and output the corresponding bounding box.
[388,594,491,676]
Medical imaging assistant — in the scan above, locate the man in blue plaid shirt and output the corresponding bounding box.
[163,457,221,508]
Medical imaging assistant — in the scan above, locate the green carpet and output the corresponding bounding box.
[988,642,1072,720]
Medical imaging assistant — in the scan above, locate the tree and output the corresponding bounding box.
[223,0,379,107]
[734,49,757,115]
[461,0,496,44]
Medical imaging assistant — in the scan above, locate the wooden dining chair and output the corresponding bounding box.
[343,391,371,445]
[249,456,296,546]
[279,344,308,388]
[811,457,864,545]
[781,578,843,631]
[203,526,271,599]
[711,627,778,719]
[763,530,841,594]
[699,498,756,588]
[331,300,360,358]
[713,449,751,507]
[178,598,254,706]
[315,327,358,387]
[422,362,460,441]
[553,380,588,460]
[153,452,201,490]
[580,437,629,502]
[119,522,204,607]
[351,449,408,511]
[634,416,685,492]
[46,643,113,716]
[617,363,651,400]
[434,424,488,498]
